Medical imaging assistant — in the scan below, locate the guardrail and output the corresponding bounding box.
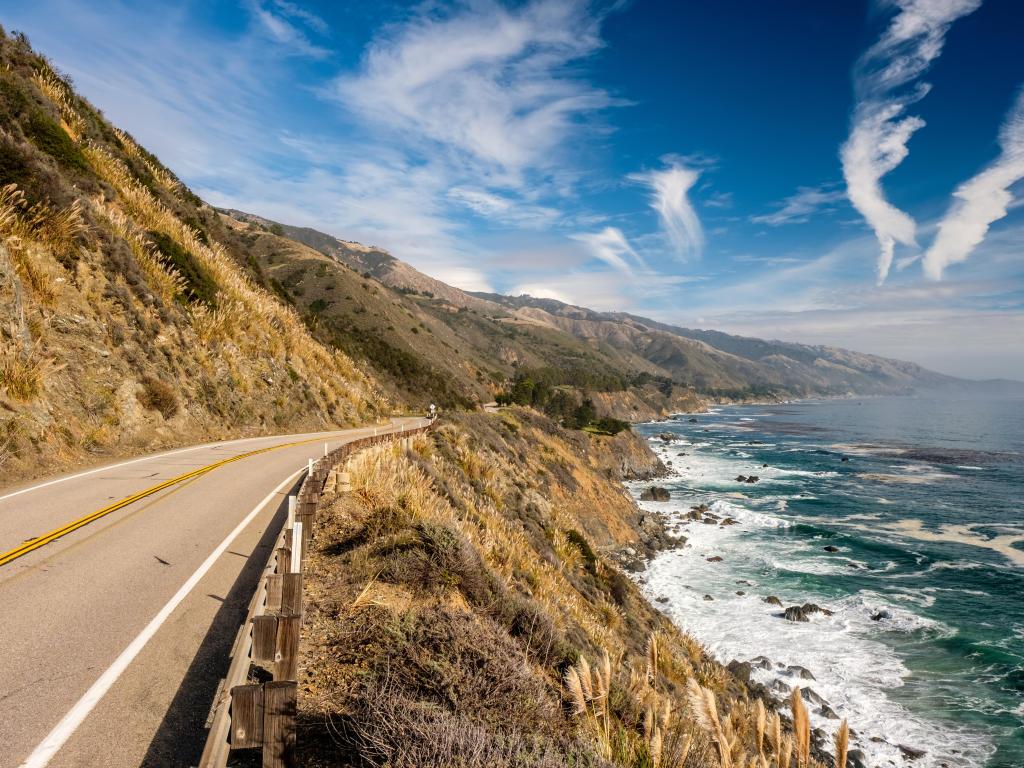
[199,419,433,768]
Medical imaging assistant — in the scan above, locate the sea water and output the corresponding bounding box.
[630,396,1024,768]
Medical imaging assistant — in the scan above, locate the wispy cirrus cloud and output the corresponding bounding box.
[840,0,980,284]
[629,161,704,259]
[332,0,617,184]
[570,227,647,276]
[751,183,846,226]
[924,88,1024,280]
[248,0,331,58]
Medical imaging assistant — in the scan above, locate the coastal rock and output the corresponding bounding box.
[727,659,752,684]
[764,595,783,607]
[707,555,723,562]
[818,704,839,719]
[841,456,850,462]
[688,418,698,423]
[720,517,738,526]
[703,594,715,601]
[736,590,746,596]
[640,486,671,501]
[735,475,747,482]
[771,679,791,694]
[750,656,773,670]
[823,545,840,552]
[847,749,868,768]
[656,596,669,603]
[898,745,926,760]
[784,605,811,622]
[871,609,891,621]
[745,475,759,483]
[800,687,827,706]
[786,665,816,680]
[762,463,768,467]
[658,432,676,442]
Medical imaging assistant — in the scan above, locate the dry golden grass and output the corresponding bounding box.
[31,68,85,141]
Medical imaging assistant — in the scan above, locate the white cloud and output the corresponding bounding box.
[630,162,704,259]
[923,88,1024,280]
[751,184,846,226]
[248,0,330,58]
[447,187,561,228]
[840,0,980,284]
[429,266,495,293]
[332,0,615,183]
[570,227,646,276]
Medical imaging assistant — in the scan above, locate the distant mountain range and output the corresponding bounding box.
[221,209,1022,404]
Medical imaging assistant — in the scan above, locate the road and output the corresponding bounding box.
[0,417,425,767]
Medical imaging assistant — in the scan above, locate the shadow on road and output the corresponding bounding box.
[139,477,302,767]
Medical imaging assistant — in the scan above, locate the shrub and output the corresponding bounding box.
[146,230,218,305]
[138,375,179,418]
[24,111,88,172]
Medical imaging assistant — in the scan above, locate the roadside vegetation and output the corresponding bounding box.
[0,28,384,483]
[299,411,850,767]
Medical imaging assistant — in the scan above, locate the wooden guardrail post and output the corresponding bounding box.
[252,615,278,663]
[262,681,297,768]
[230,684,264,749]
[274,615,301,682]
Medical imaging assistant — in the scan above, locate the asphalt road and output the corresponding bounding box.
[0,418,425,767]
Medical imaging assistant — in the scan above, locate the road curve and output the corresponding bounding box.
[0,417,425,768]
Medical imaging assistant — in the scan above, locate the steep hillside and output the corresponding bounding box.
[219,210,703,417]
[220,210,972,401]
[0,29,385,483]
[297,410,847,767]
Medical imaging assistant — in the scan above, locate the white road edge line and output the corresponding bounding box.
[17,465,307,768]
[0,428,357,504]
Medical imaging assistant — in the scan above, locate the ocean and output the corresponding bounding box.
[629,396,1024,768]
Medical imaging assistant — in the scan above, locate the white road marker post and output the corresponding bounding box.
[291,522,303,572]
[307,458,313,475]
[324,442,328,456]
[287,495,296,529]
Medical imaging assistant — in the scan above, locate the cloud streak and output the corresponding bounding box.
[332,0,615,183]
[751,184,846,226]
[630,161,704,259]
[571,227,647,276]
[924,88,1024,280]
[840,0,980,284]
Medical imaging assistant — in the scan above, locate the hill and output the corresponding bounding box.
[218,210,984,405]
[0,29,384,483]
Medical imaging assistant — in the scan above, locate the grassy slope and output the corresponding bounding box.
[0,30,384,484]
[298,410,843,768]
[222,211,703,415]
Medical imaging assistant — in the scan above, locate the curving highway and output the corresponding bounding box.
[0,418,426,768]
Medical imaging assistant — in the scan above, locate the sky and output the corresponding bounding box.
[3,0,1023,379]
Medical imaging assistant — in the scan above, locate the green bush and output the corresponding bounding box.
[24,111,88,172]
[147,230,219,305]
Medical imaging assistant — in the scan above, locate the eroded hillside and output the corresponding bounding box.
[0,29,385,483]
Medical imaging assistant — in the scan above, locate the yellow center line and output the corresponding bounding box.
[0,433,345,568]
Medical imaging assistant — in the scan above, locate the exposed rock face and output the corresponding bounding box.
[706,555,724,562]
[787,665,816,680]
[783,603,834,621]
[640,486,671,501]
[727,660,752,684]
[898,745,926,761]
[764,596,783,606]
[823,545,840,552]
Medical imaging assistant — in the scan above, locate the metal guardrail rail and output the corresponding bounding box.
[198,419,433,768]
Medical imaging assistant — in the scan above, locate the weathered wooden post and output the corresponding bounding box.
[274,615,301,681]
[262,681,296,768]
[252,615,279,663]
[229,684,264,749]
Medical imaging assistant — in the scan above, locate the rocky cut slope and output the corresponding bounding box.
[0,29,385,483]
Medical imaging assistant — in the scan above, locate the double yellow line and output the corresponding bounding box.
[0,435,331,568]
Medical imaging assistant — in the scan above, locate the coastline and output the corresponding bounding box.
[619,402,1018,768]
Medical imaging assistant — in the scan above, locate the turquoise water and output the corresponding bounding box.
[633,396,1024,768]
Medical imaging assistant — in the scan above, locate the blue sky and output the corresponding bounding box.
[4,0,1023,379]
